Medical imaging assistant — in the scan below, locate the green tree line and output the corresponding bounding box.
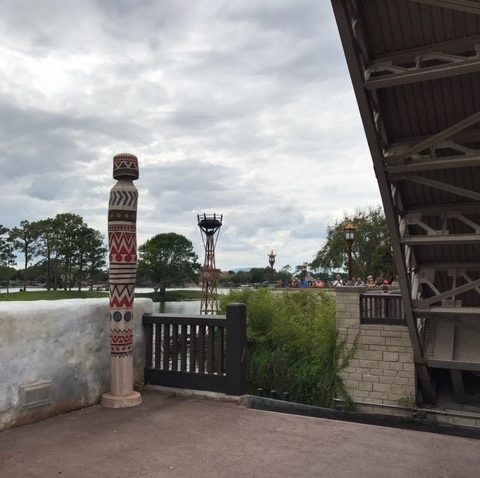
[0,214,107,292]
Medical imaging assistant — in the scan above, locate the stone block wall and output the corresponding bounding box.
[336,287,415,406]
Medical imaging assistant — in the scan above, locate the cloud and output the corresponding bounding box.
[0,0,381,269]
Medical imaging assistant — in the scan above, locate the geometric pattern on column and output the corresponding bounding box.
[108,154,139,359]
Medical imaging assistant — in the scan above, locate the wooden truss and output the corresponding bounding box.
[365,37,480,89]
[332,0,480,403]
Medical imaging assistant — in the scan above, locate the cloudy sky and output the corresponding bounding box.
[0,0,381,270]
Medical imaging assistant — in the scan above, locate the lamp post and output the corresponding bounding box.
[268,250,276,283]
[343,222,356,282]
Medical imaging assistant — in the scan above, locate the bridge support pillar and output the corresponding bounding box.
[336,287,416,409]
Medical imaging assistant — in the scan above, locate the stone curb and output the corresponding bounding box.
[244,395,480,440]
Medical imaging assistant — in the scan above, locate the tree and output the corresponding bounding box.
[10,220,40,291]
[311,206,393,279]
[0,226,16,292]
[138,233,200,299]
[36,218,58,290]
[55,213,85,290]
[77,227,107,290]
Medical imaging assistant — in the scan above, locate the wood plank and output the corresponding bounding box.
[207,326,214,374]
[154,324,162,369]
[180,325,187,372]
[198,325,205,374]
[143,313,226,327]
[172,325,179,372]
[145,323,153,369]
[189,325,197,373]
[144,369,226,393]
[215,326,224,375]
[162,323,170,370]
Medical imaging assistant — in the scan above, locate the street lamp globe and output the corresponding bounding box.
[343,221,356,281]
[268,250,276,268]
[344,222,356,243]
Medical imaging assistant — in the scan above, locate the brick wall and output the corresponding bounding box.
[336,287,415,406]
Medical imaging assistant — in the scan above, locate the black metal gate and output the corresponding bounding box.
[143,303,247,396]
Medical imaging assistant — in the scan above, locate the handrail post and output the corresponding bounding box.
[225,303,247,396]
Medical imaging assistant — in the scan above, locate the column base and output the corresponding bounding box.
[101,391,142,409]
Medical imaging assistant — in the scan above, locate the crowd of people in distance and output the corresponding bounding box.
[332,273,400,292]
[279,278,326,289]
[275,273,400,291]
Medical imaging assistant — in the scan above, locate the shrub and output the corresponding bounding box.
[220,289,356,407]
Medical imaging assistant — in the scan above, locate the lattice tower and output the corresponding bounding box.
[197,213,223,315]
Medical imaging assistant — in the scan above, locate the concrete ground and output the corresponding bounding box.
[1,391,479,478]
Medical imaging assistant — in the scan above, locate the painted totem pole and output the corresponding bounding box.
[101,153,141,408]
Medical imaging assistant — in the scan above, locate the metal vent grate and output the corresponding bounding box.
[20,381,52,409]
[423,320,436,359]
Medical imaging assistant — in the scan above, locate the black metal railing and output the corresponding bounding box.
[359,293,406,325]
[143,303,246,395]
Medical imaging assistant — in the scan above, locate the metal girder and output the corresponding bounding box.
[402,234,480,245]
[332,0,435,403]
[408,0,480,15]
[395,174,480,202]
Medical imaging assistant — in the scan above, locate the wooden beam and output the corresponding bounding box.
[392,111,480,161]
[427,359,480,372]
[408,0,480,15]
[374,35,480,64]
[420,262,480,270]
[397,174,480,202]
[365,58,480,90]
[416,277,480,306]
[406,202,480,215]
[402,234,480,245]
[386,154,480,173]
[413,306,480,315]
[389,129,480,154]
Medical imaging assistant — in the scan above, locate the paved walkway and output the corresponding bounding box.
[1,391,479,477]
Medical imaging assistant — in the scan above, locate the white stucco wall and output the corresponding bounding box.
[0,298,153,430]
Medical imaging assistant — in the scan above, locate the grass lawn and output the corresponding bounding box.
[0,289,203,302]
